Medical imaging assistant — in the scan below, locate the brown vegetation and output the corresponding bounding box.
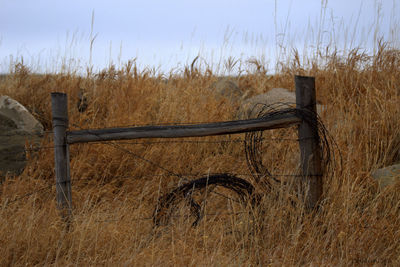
[0,42,399,265]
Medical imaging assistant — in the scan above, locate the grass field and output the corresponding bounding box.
[1,34,400,265]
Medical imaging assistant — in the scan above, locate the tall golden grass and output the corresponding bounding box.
[1,37,400,266]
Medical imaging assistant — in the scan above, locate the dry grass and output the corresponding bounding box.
[0,41,399,266]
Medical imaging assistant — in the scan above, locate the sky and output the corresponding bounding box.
[0,0,399,74]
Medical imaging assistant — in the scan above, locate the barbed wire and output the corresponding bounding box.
[1,129,301,207]
[71,172,310,182]
[1,184,53,206]
[1,110,324,226]
[0,135,299,157]
[85,137,298,146]
[0,170,308,207]
[0,176,246,225]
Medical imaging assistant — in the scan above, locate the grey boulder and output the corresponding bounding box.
[0,95,43,177]
[209,78,242,102]
[238,88,326,119]
[371,163,400,189]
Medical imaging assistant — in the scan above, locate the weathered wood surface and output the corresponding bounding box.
[51,92,72,218]
[295,75,323,211]
[67,114,301,144]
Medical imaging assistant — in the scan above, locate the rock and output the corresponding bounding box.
[209,78,242,102]
[0,95,43,177]
[238,88,326,119]
[255,88,296,104]
[371,164,400,189]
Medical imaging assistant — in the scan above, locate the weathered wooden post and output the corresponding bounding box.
[295,75,323,211]
[51,92,72,219]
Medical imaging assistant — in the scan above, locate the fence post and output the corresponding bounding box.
[51,92,72,220]
[295,75,323,211]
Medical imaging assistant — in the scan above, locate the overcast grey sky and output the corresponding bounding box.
[0,0,398,74]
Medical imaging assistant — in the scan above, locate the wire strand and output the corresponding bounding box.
[1,184,53,205]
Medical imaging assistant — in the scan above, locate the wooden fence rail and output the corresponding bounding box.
[67,114,301,144]
[51,75,322,220]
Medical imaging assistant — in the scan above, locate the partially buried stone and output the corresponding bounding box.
[0,95,43,177]
[209,78,242,102]
[238,88,326,119]
[371,164,400,189]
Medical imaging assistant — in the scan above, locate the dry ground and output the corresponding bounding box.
[0,44,399,266]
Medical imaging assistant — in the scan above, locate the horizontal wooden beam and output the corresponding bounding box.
[67,114,301,144]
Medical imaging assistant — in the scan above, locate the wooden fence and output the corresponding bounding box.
[51,75,323,221]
